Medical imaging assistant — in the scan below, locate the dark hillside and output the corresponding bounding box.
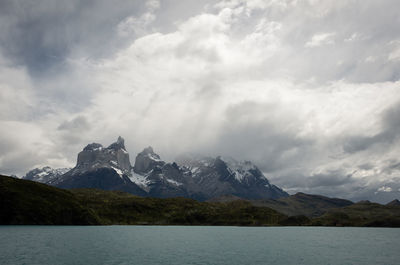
[0,175,100,225]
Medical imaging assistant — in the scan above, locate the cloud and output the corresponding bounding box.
[58,116,90,131]
[306,169,355,188]
[0,53,35,121]
[388,45,400,62]
[0,0,146,73]
[377,186,393,193]
[117,0,160,37]
[305,32,335,47]
[343,100,400,154]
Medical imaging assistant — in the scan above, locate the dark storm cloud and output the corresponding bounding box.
[58,116,90,131]
[382,160,400,175]
[0,0,145,74]
[273,169,355,190]
[306,169,355,188]
[210,101,314,173]
[343,101,400,154]
[357,163,374,171]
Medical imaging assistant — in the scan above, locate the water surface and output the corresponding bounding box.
[0,226,399,265]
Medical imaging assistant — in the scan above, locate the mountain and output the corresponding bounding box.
[23,166,70,184]
[55,137,147,196]
[22,136,288,201]
[176,154,288,200]
[386,199,400,206]
[130,146,190,198]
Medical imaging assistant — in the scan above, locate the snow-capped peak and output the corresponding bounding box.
[220,157,262,182]
[22,166,71,184]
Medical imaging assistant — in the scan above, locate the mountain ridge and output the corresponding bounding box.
[22,136,288,201]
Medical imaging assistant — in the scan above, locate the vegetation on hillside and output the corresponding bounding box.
[0,175,100,225]
[0,175,287,225]
[311,201,400,227]
[1,175,399,227]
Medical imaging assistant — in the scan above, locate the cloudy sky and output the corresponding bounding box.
[1,0,400,202]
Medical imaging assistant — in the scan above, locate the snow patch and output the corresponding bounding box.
[147,153,162,162]
[190,167,199,173]
[121,149,128,154]
[221,157,258,182]
[129,171,151,191]
[111,166,124,178]
[165,178,183,186]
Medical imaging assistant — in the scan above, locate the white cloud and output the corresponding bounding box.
[377,186,393,193]
[117,13,156,37]
[146,0,160,11]
[388,46,400,62]
[305,32,335,47]
[365,56,376,63]
[117,0,160,37]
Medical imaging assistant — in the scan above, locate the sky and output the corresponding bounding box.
[0,0,400,203]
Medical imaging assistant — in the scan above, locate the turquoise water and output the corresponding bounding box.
[0,226,399,265]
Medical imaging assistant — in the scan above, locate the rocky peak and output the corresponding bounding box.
[76,136,131,174]
[83,143,103,151]
[219,156,265,183]
[108,136,126,150]
[133,146,165,174]
[142,146,157,156]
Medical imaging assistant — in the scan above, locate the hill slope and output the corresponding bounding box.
[251,192,354,217]
[0,175,100,225]
[312,201,400,227]
[71,189,287,226]
[0,175,287,226]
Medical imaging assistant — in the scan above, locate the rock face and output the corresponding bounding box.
[54,137,146,196]
[133,147,165,174]
[23,136,288,201]
[130,147,189,198]
[75,136,131,174]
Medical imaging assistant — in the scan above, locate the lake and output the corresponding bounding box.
[0,226,399,265]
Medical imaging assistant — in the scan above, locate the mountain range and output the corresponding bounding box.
[22,136,288,201]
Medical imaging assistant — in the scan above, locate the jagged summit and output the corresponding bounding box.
[82,137,126,152]
[83,143,103,151]
[108,136,126,150]
[133,146,164,174]
[142,146,155,154]
[75,136,131,175]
